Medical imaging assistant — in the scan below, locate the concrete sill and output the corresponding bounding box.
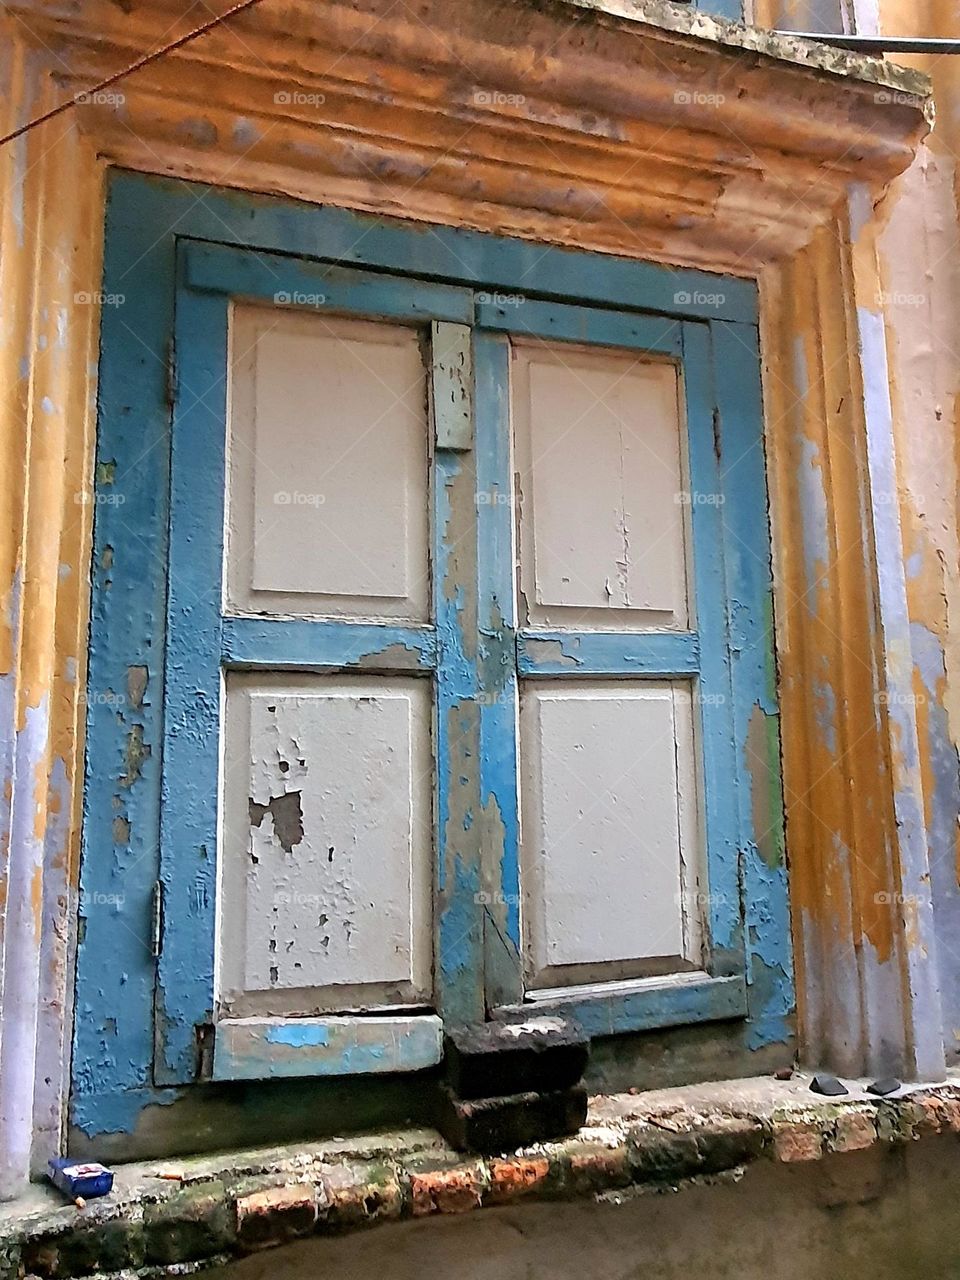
[3,1073,960,1278]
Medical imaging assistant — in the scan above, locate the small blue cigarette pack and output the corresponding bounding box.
[48,1157,114,1201]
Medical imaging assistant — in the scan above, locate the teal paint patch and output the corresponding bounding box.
[70,1086,184,1139]
[341,1043,388,1073]
[698,0,741,18]
[518,630,700,676]
[222,618,437,671]
[212,1017,442,1080]
[713,322,795,1049]
[499,975,746,1039]
[265,1025,331,1048]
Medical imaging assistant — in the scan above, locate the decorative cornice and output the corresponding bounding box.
[3,0,933,273]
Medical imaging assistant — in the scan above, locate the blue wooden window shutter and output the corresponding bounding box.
[74,173,792,1135]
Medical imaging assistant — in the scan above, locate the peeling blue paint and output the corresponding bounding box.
[714,322,794,1049]
[265,1025,330,1048]
[75,172,789,1141]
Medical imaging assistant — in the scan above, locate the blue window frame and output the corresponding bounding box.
[74,171,793,1138]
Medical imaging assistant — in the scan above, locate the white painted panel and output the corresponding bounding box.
[226,306,430,620]
[512,343,690,628]
[219,673,433,1015]
[520,681,702,987]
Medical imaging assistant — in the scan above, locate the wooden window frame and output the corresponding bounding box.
[75,172,791,1123]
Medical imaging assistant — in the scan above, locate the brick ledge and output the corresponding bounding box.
[4,1074,960,1279]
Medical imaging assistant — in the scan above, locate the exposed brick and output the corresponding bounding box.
[628,1125,702,1183]
[236,1182,317,1250]
[915,1095,946,1136]
[484,1156,551,1205]
[828,1111,877,1154]
[875,1101,918,1145]
[12,1082,960,1278]
[409,1161,486,1216]
[143,1182,235,1265]
[320,1161,403,1231]
[695,1116,766,1173]
[566,1142,631,1194]
[894,1099,927,1141]
[772,1122,823,1163]
[939,1097,960,1132]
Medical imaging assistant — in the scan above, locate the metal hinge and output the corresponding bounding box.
[165,336,178,408]
[150,879,163,958]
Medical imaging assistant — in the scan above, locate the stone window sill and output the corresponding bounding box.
[3,1072,959,1278]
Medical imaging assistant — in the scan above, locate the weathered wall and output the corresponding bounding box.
[0,44,104,1198]
[863,0,960,1065]
[0,0,947,1193]
[208,1137,960,1280]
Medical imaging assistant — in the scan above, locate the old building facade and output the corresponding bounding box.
[2,0,960,1272]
